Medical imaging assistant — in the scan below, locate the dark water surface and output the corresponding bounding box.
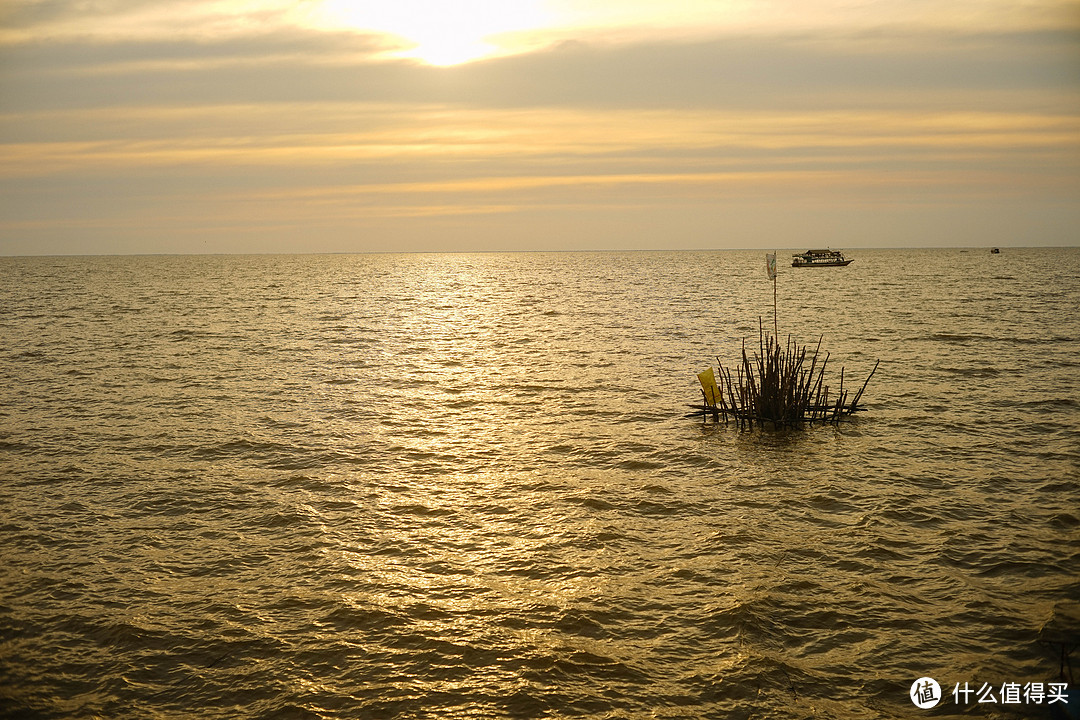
[2,249,1078,719]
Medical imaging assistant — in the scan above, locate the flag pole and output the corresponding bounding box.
[773,267,778,339]
[766,252,778,338]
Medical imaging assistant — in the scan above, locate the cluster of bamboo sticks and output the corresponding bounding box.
[694,320,879,428]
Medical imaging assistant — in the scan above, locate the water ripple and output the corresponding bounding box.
[0,249,1077,719]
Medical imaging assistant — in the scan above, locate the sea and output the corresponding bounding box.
[1,248,1078,720]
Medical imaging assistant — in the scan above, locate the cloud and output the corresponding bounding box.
[542,0,1080,36]
[3,103,1075,235]
[2,25,1077,115]
[450,29,1080,111]
[0,0,314,42]
[0,10,1077,253]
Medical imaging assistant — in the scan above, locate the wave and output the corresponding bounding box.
[4,249,1079,720]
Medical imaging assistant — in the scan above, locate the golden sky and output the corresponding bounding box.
[1,0,1078,254]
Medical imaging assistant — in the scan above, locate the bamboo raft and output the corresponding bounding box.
[691,321,879,429]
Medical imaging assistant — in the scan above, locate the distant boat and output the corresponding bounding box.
[991,247,1001,254]
[791,249,853,267]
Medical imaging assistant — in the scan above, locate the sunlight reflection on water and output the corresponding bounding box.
[0,248,1078,718]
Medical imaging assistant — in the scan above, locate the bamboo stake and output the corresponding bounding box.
[849,359,880,413]
[696,326,877,428]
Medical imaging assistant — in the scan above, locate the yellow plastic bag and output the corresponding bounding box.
[697,367,721,407]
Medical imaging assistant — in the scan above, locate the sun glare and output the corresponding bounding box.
[318,0,550,65]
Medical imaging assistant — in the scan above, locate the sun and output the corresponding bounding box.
[318,0,550,66]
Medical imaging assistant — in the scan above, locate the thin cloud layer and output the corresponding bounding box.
[4,27,1078,111]
[0,0,1077,254]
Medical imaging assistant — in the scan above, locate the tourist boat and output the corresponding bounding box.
[791,249,853,267]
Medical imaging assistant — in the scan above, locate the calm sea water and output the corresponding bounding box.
[1,248,1078,719]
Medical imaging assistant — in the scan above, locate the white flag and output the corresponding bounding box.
[766,252,777,280]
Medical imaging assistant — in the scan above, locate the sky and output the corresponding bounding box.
[1,0,1078,255]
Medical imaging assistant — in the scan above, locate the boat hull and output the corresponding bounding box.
[791,259,853,267]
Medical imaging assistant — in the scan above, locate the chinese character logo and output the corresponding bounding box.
[911,677,942,709]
